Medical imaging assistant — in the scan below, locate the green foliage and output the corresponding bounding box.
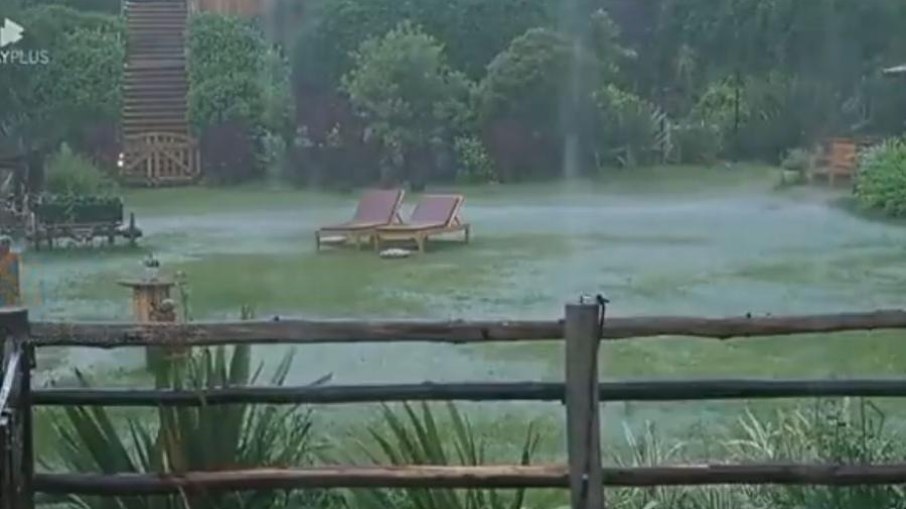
[44,143,117,196]
[350,402,540,509]
[728,399,906,509]
[187,13,266,132]
[260,49,294,139]
[28,0,120,13]
[855,138,906,216]
[477,28,577,129]
[454,136,497,183]
[606,400,906,509]
[669,121,722,165]
[594,85,667,168]
[187,13,263,87]
[291,0,556,91]
[689,78,749,137]
[780,148,814,172]
[188,76,265,134]
[342,22,471,184]
[46,345,332,509]
[0,5,123,146]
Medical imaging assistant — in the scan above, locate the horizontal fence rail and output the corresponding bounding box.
[33,463,906,495]
[10,306,906,509]
[30,309,906,347]
[31,378,906,406]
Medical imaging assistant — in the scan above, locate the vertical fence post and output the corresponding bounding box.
[0,308,30,509]
[565,299,604,509]
[19,343,33,509]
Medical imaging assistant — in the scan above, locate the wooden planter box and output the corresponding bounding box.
[34,198,124,225]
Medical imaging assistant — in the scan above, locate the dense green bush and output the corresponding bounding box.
[44,143,117,196]
[476,28,586,180]
[188,76,265,134]
[669,121,722,165]
[1,5,123,148]
[594,85,667,168]
[291,0,556,92]
[188,14,266,132]
[27,0,120,13]
[188,13,270,183]
[188,14,263,87]
[780,147,814,172]
[342,22,471,185]
[854,138,906,216]
[453,136,497,183]
[200,121,265,184]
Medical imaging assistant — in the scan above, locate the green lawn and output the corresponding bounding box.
[26,164,906,462]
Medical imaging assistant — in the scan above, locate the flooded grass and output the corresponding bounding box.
[26,165,906,461]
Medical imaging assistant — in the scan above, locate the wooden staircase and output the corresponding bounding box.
[121,0,200,186]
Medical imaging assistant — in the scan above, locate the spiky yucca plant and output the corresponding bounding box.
[349,402,540,509]
[45,345,336,509]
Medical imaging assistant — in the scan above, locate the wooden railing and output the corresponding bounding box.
[5,305,906,507]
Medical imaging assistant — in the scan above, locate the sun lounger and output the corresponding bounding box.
[315,189,404,251]
[374,194,470,253]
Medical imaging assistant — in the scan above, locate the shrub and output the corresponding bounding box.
[728,399,904,509]
[690,78,748,135]
[188,75,265,134]
[594,85,667,168]
[187,13,263,88]
[669,121,722,165]
[453,136,497,183]
[44,143,117,196]
[2,6,123,147]
[780,148,814,172]
[199,121,264,185]
[477,27,594,180]
[854,138,906,216]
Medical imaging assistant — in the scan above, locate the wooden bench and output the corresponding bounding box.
[28,213,142,250]
[808,137,880,186]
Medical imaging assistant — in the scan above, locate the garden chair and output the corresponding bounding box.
[315,189,405,251]
[374,194,470,253]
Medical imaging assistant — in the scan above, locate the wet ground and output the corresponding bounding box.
[25,165,906,455]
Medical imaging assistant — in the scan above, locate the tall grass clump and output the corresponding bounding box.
[728,398,906,509]
[349,402,541,509]
[44,344,337,509]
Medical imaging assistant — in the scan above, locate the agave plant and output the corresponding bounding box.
[44,344,336,509]
[348,402,540,509]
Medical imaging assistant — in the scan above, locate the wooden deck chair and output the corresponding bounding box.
[315,189,404,251]
[375,194,470,253]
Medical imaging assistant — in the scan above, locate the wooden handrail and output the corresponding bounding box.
[32,463,906,495]
[18,305,906,504]
[31,378,906,407]
[30,309,906,347]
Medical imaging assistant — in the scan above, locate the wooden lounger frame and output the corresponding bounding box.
[374,195,470,253]
[315,192,404,252]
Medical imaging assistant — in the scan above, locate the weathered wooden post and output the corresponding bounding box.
[565,298,604,509]
[118,276,182,373]
[118,278,175,324]
[0,307,31,509]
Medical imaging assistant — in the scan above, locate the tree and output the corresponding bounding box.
[0,5,123,152]
[476,19,625,180]
[342,22,471,186]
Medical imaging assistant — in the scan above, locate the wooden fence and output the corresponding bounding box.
[6,304,906,507]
